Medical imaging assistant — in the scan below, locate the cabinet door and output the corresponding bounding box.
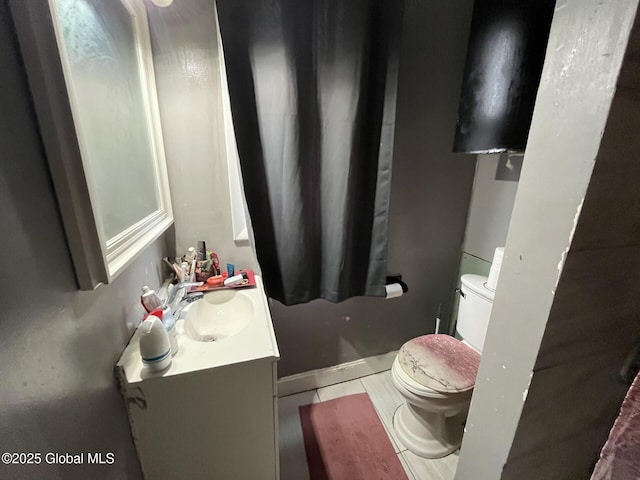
[273,395,280,480]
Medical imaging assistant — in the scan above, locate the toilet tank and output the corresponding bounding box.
[456,274,495,353]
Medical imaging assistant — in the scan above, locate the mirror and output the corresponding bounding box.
[10,0,173,289]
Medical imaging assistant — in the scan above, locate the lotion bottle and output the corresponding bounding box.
[139,316,172,372]
[141,286,162,313]
[148,308,178,356]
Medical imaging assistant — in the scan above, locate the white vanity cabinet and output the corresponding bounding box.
[116,276,279,480]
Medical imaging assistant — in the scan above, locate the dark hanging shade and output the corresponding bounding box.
[453,0,556,153]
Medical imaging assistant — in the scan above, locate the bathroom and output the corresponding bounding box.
[1,0,639,479]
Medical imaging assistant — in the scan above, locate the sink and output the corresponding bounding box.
[183,289,253,341]
[117,274,278,378]
[116,275,279,480]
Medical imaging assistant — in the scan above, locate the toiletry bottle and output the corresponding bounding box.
[224,273,244,287]
[141,286,162,313]
[148,308,178,356]
[211,252,220,275]
[180,262,190,282]
[162,307,179,356]
[139,316,172,372]
[197,241,206,261]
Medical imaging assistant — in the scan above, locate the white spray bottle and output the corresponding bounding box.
[139,316,172,372]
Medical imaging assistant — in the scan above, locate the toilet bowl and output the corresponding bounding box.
[392,334,480,458]
[392,274,494,458]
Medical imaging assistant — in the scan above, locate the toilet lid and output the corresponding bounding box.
[397,334,481,393]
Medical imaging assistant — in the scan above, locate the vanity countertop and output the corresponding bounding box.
[117,275,279,384]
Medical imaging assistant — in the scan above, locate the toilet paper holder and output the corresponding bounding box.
[386,275,408,291]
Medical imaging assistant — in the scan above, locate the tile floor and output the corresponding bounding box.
[278,370,459,480]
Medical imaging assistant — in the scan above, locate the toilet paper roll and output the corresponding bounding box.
[385,283,404,299]
[486,247,505,291]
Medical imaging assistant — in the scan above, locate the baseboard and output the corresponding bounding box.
[277,350,398,397]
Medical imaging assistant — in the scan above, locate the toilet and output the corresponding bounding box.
[392,274,495,458]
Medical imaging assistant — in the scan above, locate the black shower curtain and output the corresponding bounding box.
[217,0,403,305]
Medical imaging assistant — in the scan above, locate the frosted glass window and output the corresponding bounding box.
[52,0,160,240]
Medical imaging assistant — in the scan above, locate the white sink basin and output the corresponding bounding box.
[184,289,253,341]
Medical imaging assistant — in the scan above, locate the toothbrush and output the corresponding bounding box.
[190,259,197,281]
[162,257,175,271]
[172,263,183,281]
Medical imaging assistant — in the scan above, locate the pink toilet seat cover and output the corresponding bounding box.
[398,334,481,393]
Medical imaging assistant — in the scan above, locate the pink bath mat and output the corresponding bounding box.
[299,393,409,480]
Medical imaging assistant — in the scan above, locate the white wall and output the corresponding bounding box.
[463,154,519,261]
[145,0,257,272]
